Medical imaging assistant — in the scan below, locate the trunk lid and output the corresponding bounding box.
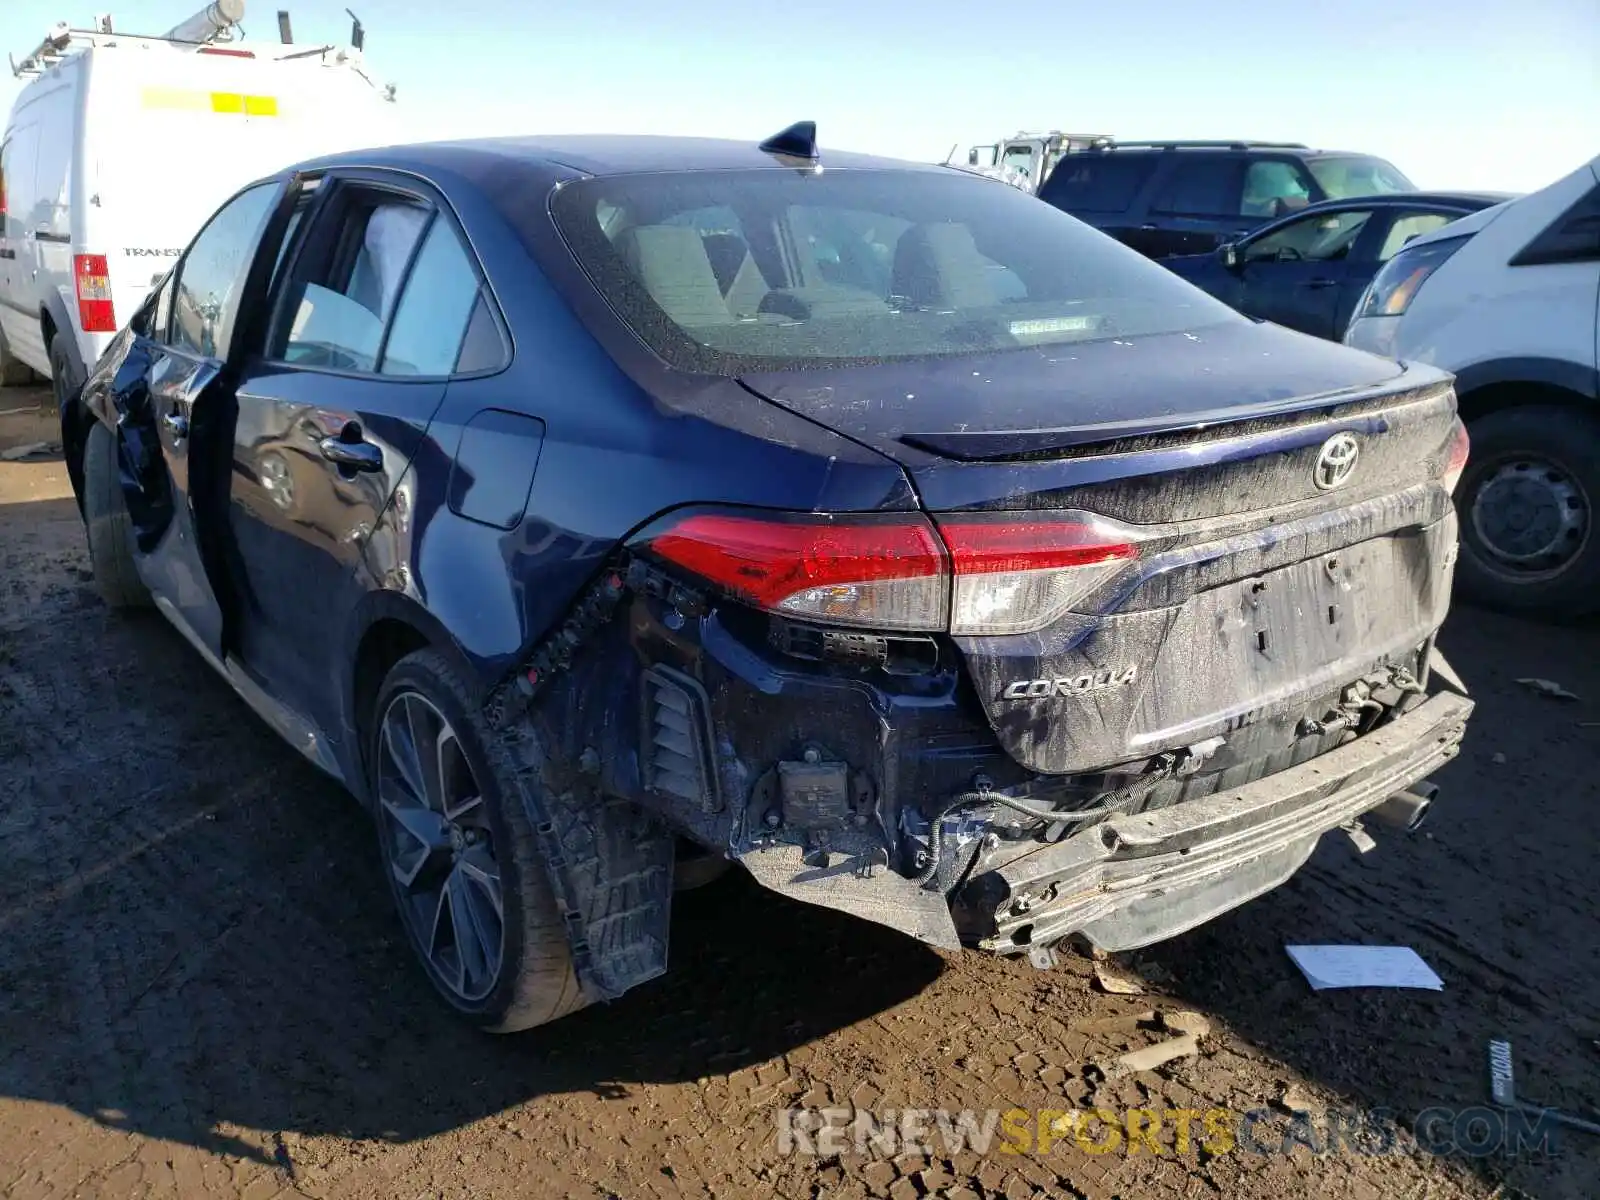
[741,323,1463,776]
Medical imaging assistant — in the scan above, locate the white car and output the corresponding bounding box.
[0,3,400,408]
[1345,153,1600,617]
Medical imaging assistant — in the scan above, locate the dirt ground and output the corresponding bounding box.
[1,389,1597,1200]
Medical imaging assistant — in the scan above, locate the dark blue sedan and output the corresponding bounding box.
[62,125,1473,1030]
[1163,191,1514,340]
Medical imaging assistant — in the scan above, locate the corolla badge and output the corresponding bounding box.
[1313,432,1360,490]
[1001,666,1139,701]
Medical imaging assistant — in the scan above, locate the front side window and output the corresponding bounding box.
[1241,160,1316,219]
[548,168,1240,374]
[1244,209,1374,263]
[1151,159,1243,216]
[275,196,429,373]
[170,182,279,359]
[1378,211,1459,261]
[1306,156,1415,200]
[1000,143,1037,182]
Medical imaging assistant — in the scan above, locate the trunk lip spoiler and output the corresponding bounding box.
[899,376,1455,462]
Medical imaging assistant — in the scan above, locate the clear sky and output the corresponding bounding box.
[3,0,1596,193]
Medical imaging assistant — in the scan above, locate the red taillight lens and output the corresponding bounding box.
[74,254,117,333]
[1443,419,1470,494]
[938,516,1141,635]
[645,509,1145,635]
[647,512,949,631]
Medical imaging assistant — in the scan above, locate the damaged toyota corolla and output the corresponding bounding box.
[62,123,1474,1031]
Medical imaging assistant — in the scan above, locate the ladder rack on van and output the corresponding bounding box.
[9,3,367,81]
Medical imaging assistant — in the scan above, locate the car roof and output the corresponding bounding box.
[294,133,940,180]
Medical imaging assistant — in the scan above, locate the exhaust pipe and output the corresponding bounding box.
[1370,781,1438,833]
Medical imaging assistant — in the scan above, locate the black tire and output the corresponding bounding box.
[82,421,152,610]
[370,648,586,1033]
[1456,404,1600,619]
[49,334,81,414]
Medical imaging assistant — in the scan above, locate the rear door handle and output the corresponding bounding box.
[319,436,383,472]
[1302,278,1339,289]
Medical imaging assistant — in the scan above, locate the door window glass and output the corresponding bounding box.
[1240,160,1315,219]
[1378,211,1458,261]
[1038,154,1159,211]
[1000,143,1037,183]
[1244,209,1373,263]
[170,182,279,359]
[381,219,486,376]
[1151,160,1243,216]
[276,197,428,373]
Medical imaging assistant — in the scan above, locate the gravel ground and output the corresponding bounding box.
[1,392,1596,1200]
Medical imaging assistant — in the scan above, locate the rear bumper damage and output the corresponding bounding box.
[733,684,1472,955]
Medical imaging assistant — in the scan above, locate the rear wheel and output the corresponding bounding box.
[82,421,152,610]
[371,649,586,1032]
[1456,404,1600,618]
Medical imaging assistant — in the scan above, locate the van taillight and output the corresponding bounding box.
[74,255,117,333]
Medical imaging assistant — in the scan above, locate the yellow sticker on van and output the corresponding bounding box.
[139,88,279,116]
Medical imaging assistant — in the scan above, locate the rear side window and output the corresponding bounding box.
[1512,185,1600,267]
[547,168,1240,374]
[1378,211,1459,261]
[1038,155,1157,211]
[1150,159,1243,216]
[170,183,279,359]
[381,220,485,376]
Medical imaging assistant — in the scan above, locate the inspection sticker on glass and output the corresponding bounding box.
[1286,945,1444,991]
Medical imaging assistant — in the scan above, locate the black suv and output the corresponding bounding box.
[1039,140,1416,259]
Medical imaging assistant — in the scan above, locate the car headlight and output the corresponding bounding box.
[1355,233,1472,320]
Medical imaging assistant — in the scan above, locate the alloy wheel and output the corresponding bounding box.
[376,691,505,1003]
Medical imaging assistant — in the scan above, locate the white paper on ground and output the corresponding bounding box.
[1285,945,1444,991]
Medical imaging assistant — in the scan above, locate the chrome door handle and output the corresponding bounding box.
[319,436,383,472]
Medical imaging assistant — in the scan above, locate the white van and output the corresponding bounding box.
[0,5,401,400]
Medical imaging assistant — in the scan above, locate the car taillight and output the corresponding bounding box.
[646,512,949,631]
[74,254,117,333]
[1443,419,1470,494]
[642,508,1144,635]
[938,516,1141,635]
[1355,234,1470,320]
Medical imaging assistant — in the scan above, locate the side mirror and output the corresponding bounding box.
[1219,242,1239,269]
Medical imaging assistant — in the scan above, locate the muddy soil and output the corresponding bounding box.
[1,389,1596,1200]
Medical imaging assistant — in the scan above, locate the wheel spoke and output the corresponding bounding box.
[457,844,503,920]
[448,866,495,990]
[405,696,446,811]
[446,792,484,822]
[380,797,451,891]
[381,710,427,805]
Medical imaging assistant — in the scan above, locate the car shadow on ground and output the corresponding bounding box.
[0,582,946,1164]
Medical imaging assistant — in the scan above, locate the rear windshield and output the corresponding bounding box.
[1307,156,1415,199]
[548,168,1239,374]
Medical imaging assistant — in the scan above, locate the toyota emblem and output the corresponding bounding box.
[1313,432,1360,490]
